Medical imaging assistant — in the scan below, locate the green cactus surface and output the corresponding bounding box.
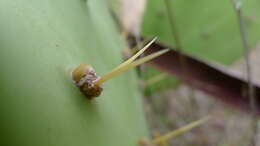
[0,0,148,146]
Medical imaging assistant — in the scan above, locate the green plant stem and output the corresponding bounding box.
[230,1,257,146]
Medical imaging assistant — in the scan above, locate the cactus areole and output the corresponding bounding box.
[72,64,103,99]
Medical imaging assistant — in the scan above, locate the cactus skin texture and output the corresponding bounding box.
[0,0,148,146]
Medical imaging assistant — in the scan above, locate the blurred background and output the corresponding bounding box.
[108,0,260,145]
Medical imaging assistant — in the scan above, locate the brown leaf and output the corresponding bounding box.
[128,36,260,114]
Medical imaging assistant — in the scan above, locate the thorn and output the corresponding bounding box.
[113,37,157,71]
[94,38,167,86]
[151,116,210,145]
[144,73,168,87]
